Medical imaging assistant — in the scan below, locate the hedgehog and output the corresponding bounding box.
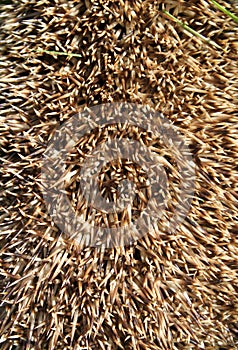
[0,0,238,349]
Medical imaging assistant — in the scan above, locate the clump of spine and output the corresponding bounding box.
[0,0,238,349]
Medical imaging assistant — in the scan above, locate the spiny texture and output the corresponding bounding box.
[0,0,238,349]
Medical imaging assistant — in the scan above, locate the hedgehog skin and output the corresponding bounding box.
[0,0,238,349]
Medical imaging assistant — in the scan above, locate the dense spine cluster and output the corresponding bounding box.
[0,0,238,349]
